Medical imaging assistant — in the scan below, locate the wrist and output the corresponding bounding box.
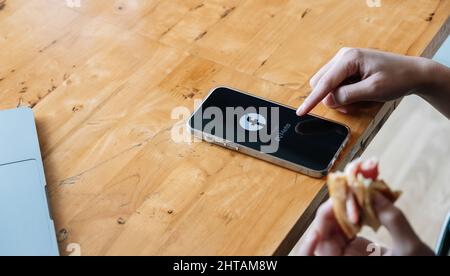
[412,57,450,98]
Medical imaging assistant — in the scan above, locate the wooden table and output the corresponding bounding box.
[1,0,448,256]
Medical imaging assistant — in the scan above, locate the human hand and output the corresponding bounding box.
[298,199,379,256]
[296,48,436,116]
[298,193,434,256]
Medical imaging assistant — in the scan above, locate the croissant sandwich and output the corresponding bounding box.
[328,158,402,239]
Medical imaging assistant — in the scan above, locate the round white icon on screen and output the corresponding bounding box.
[239,113,267,132]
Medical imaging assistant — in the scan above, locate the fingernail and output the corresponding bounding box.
[296,106,305,116]
[337,107,348,114]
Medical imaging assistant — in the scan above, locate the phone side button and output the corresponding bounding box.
[225,143,239,151]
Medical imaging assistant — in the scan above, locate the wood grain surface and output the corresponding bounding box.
[0,0,448,255]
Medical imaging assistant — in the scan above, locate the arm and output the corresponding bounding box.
[416,59,450,119]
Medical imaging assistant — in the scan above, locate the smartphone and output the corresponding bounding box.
[187,87,350,178]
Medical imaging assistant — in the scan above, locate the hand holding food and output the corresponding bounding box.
[298,158,434,256]
[328,158,401,239]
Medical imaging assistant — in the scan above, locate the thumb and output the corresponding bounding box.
[298,230,320,256]
[327,77,377,108]
[372,192,425,255]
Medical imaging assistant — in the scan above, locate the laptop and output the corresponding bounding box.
[0,108,59,256]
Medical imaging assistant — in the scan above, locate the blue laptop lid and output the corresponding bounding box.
[0,108,59,256]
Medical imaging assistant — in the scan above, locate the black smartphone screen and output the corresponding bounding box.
[189,87,349,172]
